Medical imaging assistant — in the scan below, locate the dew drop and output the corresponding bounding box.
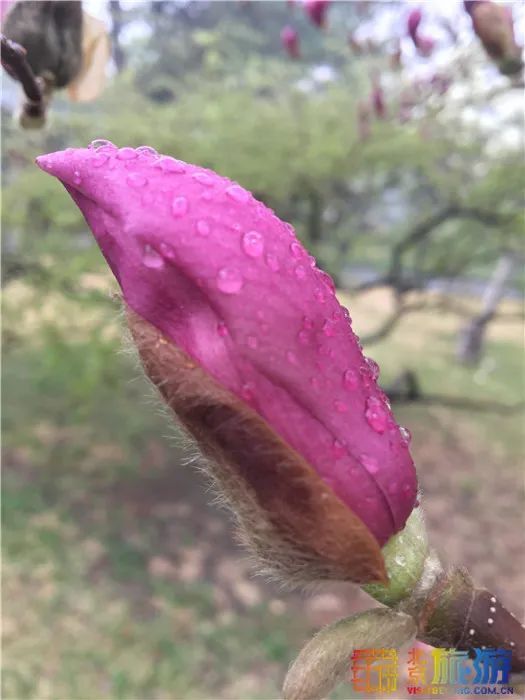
[314,287,326,303]
[297,330,310,345]
[318,270,336,294]
[126,172,148,188]
[343,369,359,390]
[136,145,158,157]
[157,157,186,173]
[226,184,250,203]
[241,382,256,402]
[265,253,280,272]
[341,306,352,322]
[290,241,303,259]
[294,264,306,279]
[195,219,210,236]
[242,230,264,258]
[159,241,176,260]
[308,255,316,268]
[332,439,347,458]
[192,171,213,186]
[302,316,314,330]
[399,426,412,446]
[247,335,258,350]
[73,170,82,185]
[364,357,380,381]
[142,244,165,269]
[489,606,496,613]
[89,139,115,150]
[217,267,243,294]
[322,319,336,337]
[334,400,348,413]
[488,618,494,625]
[365,396,389,434]
[217,321,229,337]
[360,365,372,388]
[360,453,379,474]
[117,147,138,160]
[92,152,109,168]
[171,196,188,218]
[286,350,298,365]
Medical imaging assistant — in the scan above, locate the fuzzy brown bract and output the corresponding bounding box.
[127,307,388,587]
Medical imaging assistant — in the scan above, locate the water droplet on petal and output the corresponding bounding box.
[117,147,138,160]
[322,319,336,337]
[360,366,372,388]
[290,241,303,258]
[286,350,298,365]
[195,220,210,236]
[89,139,115,150]
[157,157,186,173]
[73,170,82,185]
[265,254,280,272]
[136,145,158,157]
[364,357,380,381]
[241,382,256,402]
[365,396,389,434]
[297,330,310,345]
[302,316,314,330]
[217,267,243,294]
[242,230,264,258]
[314,287,326,303]
[308,255,316,268]
[226,184,250,203]
[142,244,165,269]
[341,306,352,322]
[343,369,359,390]
[192,171,213,186]
[159,241,176,260]
[92,153,109,167]
[247,335,258,349]
[360,453,379,474]
[294,264,306,279]
[334,400,348,413]
[318,270,336,294]
[399,426,412,446]
[332,439,347,458]
[126,172,147,188]
[171,196,188,218]
[217,321,229,337]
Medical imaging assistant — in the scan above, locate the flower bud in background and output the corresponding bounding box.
[280,25,300,59]
[407,7,422,46]
[36,142,418,585]
[465,1,523,76]
[304,0,330,29]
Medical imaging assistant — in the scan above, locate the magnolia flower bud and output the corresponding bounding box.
[281,25,300,59]
[304,0,330,29]
[466,1,523,75]
[36,142,419,585]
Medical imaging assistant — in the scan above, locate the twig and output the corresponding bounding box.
[1,33,43,104]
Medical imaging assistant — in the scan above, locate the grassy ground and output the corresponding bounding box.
[2,259,524,700]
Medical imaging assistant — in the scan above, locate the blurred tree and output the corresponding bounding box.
[2,1,523,367]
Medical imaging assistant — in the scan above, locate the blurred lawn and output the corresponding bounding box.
[2,259,524,700]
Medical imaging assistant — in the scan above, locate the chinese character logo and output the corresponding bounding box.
[351,648,398,694]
